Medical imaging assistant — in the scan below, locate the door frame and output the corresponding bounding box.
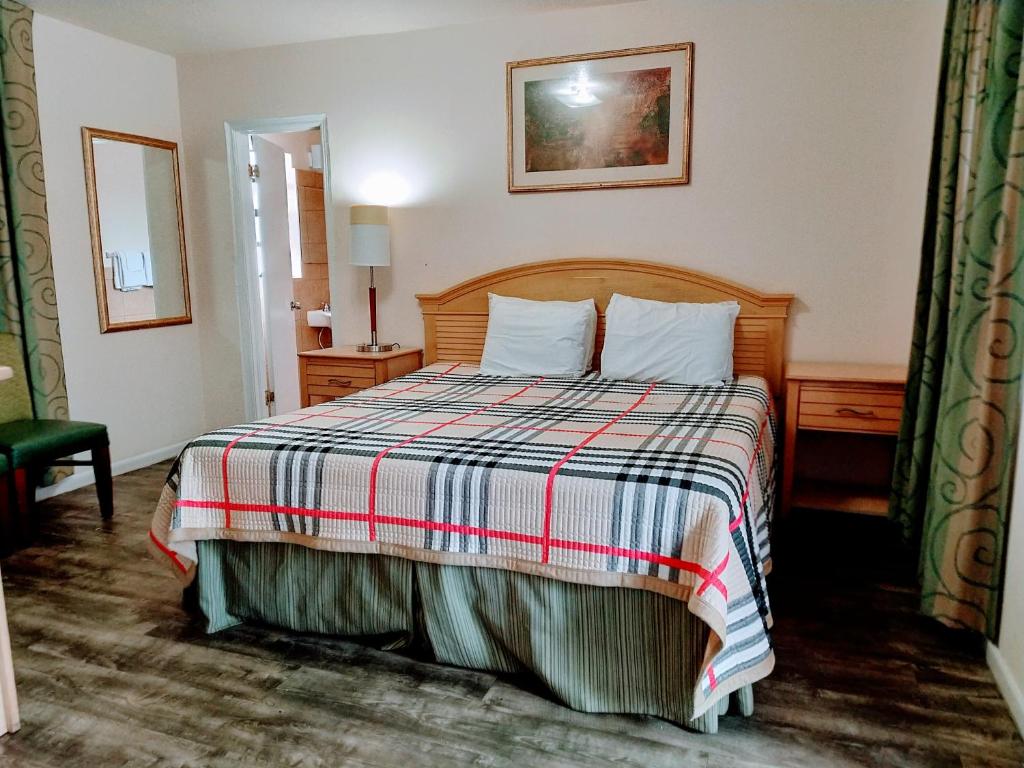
[0,563,19,736]
[224,114,337,421]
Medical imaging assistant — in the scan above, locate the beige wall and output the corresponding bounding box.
[33,15,205,472]
[93,141,150,256]
[263,129,322,171]
[177,0,946,429]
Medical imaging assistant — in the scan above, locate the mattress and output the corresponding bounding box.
[150,363,777,716]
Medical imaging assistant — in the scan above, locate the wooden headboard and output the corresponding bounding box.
[416,259,794,396]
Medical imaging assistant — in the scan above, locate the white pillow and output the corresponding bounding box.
[480,294,597,377]
[600,294,740,385]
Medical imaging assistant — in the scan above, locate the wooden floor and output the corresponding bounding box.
[0,461,1020,767]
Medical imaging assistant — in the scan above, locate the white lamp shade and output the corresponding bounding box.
[350,224,390,267]
[350,205,390,267]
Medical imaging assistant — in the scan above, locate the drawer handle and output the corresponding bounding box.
[327,378,352,387]
[836,407,875,417]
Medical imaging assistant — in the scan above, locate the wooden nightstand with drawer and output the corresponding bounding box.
[298,346,423,407]
[781,362,907,517]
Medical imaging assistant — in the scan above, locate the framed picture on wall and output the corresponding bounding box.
[506,43,693,193]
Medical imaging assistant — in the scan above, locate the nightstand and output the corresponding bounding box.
[297,345,423,407]
[781,362,907,517]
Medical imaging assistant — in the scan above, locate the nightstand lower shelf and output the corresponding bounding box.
[782,362,906,518]
[791,480,889,517]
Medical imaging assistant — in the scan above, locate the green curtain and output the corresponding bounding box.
[0,0,67,423]
[890,0,1024,638]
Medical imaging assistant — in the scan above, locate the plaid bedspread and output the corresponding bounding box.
[150,363,776,717]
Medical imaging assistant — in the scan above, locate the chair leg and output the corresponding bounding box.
[92,445,113,520]
[0,474,10,557]
[12,469,31,542]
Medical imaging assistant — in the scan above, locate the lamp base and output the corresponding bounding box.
[356,342,400,353]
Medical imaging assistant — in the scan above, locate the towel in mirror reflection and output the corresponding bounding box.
[107,251,154,292]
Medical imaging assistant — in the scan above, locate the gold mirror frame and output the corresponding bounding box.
[81,126,192,333]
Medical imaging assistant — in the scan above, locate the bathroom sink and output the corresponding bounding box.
[306,309,331,328]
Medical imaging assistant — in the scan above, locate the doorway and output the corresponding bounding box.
[225,115,336,420]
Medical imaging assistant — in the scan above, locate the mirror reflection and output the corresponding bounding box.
[83,128,191,332]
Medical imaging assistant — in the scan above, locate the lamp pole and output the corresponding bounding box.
[368,265,378,348]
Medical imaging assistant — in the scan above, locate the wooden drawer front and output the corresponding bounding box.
[798,385,904,434]
[305,362,374,380]
[306,372,375,390]
[307,384,363,400]
[302,360,374,403]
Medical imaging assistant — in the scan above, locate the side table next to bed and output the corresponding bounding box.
[298,345,423,406]
[781,361,907,517]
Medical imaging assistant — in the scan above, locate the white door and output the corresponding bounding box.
[253,136,300,415]
[0,564,19,736]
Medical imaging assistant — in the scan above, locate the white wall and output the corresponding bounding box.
[991,388,1024,735]
[263,129,322,171]
[176,0,946,429]
[93,141,150,258]
[33,15,204,474]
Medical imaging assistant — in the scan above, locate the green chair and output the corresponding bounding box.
[0,333,111,551]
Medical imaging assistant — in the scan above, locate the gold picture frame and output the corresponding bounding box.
[82,126,192,333]
[506,42,694,193]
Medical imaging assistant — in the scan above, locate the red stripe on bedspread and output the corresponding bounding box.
[376,362,462,399]
[696,551,730,599]
[366,376,544,541]
[273,410,751,455]
[220,411,334,528]
[541,382,658,564]
[149,530,188,573]
[173,497,727,595]
[729,412,771,534]
[219,363,461,529]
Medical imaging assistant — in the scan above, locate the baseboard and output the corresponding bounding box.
[34,440,187,501]
[988,641,1024,738]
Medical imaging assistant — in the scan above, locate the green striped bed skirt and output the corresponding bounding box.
[195,540,754,733]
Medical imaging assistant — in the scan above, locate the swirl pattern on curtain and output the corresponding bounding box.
[890,0,1024,638]
[0,0,68,425]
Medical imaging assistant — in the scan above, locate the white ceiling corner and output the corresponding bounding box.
[21,0,644,56]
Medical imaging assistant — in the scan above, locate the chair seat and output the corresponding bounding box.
[0,419,109,468]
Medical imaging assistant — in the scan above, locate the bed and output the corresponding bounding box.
[150,258,793,733]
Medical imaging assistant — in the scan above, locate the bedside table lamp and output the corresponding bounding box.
[350,204,397,353]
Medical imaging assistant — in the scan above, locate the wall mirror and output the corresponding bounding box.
[82,127,191,333]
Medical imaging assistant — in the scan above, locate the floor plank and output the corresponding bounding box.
[0,462,1020,767]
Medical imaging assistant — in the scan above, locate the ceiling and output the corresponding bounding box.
[22,0,642,56]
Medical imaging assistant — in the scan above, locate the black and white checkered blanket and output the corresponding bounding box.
[151,363,776,716]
